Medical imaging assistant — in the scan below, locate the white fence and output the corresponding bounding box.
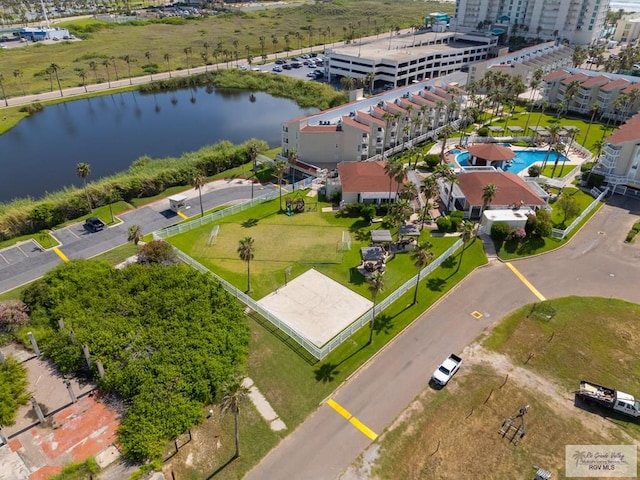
[551,188,608,240]
[155,217,463,359]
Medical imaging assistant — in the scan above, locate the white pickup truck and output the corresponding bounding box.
[431,353,462,386]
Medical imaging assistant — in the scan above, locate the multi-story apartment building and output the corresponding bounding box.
[595,113,640,194]
[466,41,573,87]
[452,0,608,45]
[280,78,465,167]
[612,13,640,44]
[541,69,640,122]
[324,30,498,90]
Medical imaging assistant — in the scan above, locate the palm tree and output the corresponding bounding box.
[13,69,25,96]
[481,183,497,216]
[340,75,355,91]
[201,51,209,71]
[76,162,92,212]
[550,143,566,178]
[144,50,151,81]
[121,55,133,84]
[438,125,455,164]
[183,47,192,74]
[88,60,98,83]
[273,160,287,211]
[259,35,266,60]
[49,63,63,97]
[219,380,249,459]
[384,157,403,203]
[110,56,119,81]
[389,199,412,241]
[237,237,255,293]
[523,69,543,135]
[410,241,433,304]
[420,175,438,228]
[287,149,298,191]
[367,271,385,345]
[0,73,7,107]
[102,59,111,88]
[193,173,205,217]
[586,138,608,185]
[271,34,278,58]
[582,103,600,146]
[75,68,87,93]
[456,220,475,273]
[232,39,239,67]
[164,53,172,78]
[127,224,142,246]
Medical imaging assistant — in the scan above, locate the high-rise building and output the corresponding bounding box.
[452,0,609,45]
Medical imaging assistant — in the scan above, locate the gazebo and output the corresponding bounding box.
[371,230,393,244]
[465,143,515,169]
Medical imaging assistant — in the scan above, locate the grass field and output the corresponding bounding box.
[0,0,453,98]
[168,192,459,299]
[366,297,640,480]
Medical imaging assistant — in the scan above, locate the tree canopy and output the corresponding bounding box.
[21,260,249,461]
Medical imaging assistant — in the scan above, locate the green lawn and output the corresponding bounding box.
[549,187,594,228]
[168,192,457,300]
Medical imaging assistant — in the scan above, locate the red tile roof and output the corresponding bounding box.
[580,75,610,88]
[467,143,515,161]
[340,116,370,132]
[600,78,630,92]
[385,101,407,114]
[398,98,422,110]
[622,83,640,95]
[301,124,339,133]
[410,95,436,107]
[338,161,403,193]
[561,73,589,85]
[543,69,570,82]
[356,111,386,127]
[606,112,640,144]
[457,171,545,207]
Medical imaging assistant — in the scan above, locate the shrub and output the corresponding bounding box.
[527,165,542,177]
[490,222,510,243]
[477,126,489,137]
[449,211,463,231]
[585,172,605,188]
[532,209,552,238]
[137,240,178,265]
[436,216,451,232]
[0,358,30,426]
[0,300,30,332]
[580,162,594,173]
[360,204,377,222]
[424,154,440,168]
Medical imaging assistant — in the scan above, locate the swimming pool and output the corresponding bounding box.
[456,149,568,174]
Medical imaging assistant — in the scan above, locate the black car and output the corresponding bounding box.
[84,217,105,232]
[275,59,286,65]
[282,64,292,70]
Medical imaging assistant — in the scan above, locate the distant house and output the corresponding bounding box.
[440,171,549,219]
[327,161,403,204]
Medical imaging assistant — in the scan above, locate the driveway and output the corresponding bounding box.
[245,195,640,480]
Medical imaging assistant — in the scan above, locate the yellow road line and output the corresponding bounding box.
[504,262,546,301]
[349,417,378,441]
[327,398,352,420]
[53,247,69,263]
[177,211,188,220]
[327,399,378,440]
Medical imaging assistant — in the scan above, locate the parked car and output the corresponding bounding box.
[251,67,262,71]
[282,64,292,70]
[240,65,249,71]
[275,59,286,65]
[292,62,302,68]
[290,56,299,62]
[272,66,283,72]
[301,54,310,59]
[84,217,105,232]
[576,380,640,418]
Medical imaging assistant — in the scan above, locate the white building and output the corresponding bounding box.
[595,112,640,196]
[280,77,467,168]
[325,31,498,90]
[612,13,640,44]
[452,0,609,45]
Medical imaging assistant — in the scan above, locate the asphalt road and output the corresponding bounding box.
[0,179,273,293]
[245,195,640,480]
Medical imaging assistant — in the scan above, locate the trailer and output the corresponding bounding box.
[575,380,640,418]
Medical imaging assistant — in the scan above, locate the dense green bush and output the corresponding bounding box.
[21,260,249,461]
[0,357,30,426]
[528,165,541,177]
[436,216,451,232]
[490,222,510,243]
[424,154,440,168]
[448,211,464,231]
[585,172,605,188]
[477,126,489,137]
[580,162,595,173]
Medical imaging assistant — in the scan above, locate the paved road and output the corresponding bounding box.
[0,179,274,293]
[245,195,640,480]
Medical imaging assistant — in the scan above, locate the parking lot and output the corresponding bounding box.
[239,53,327,83]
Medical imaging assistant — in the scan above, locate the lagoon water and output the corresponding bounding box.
[0,87,316,202]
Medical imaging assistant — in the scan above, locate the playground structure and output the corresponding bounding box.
[285,195,305,216]
[499,405,529,445]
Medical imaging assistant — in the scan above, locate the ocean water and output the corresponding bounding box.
[610,0,640,12]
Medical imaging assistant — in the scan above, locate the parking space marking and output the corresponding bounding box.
[505,262,546,301]
[53,247,69,263]
[326,398,378,440]
[177,211,188,220]
[0,253,8,264]
[16,245,28,257]
[68,229,80,239]
[471,311,483,319]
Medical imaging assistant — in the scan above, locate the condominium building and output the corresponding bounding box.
[280,78,466,167]
[452,0,609,45]
[595,113,640,194]
[324,30,498,90]
[541,68,640,121]
[467,41,573,87]
[612,13,640,44]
